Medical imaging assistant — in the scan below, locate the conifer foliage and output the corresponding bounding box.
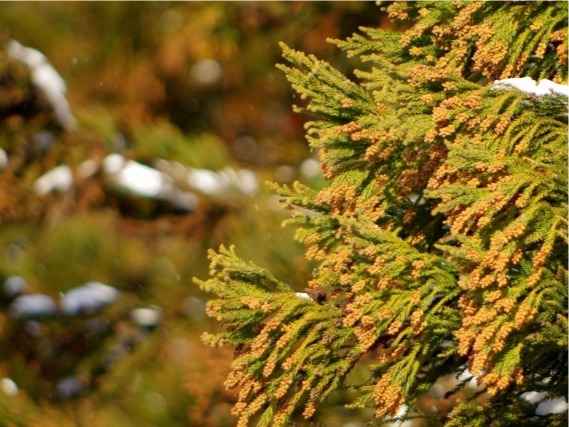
[198,2,568,426]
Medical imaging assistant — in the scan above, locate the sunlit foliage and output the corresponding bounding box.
[200,2,568,426]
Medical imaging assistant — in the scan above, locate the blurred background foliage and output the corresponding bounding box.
[0,3,386,426]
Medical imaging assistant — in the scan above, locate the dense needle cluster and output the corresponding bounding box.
[197,2,568,426]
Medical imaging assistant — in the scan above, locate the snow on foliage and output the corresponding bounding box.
[7,40,76,130]
[61,281,118,316]
[34,165,73,195]
[492,77,569,97]
[103,154,199,211]
[9,294,57,319]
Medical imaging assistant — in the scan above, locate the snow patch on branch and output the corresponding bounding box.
[33,154,259,211]
[0,149,7,170]
[131,306,161,329]
[521,391,546,404]
[185,167,258,198]
[102,154,198,211]
[492,77,569,97]
[294,292,312,302]
[156,159,258,204]
[61,281,118,316]
[0,378,18,396]
[9,294,57,319]
[103,154,170,198]
[385,404,412,427]
[535,397,568,416]
[7,40,76,130]
[521,392,568,416]
[34,165,73,195]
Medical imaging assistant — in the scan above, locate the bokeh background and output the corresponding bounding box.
[0,3,388,426]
